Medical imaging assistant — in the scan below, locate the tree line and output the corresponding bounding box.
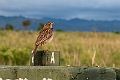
[0,19,44,31]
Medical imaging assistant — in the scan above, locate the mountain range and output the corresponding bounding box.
[0,15,120,31]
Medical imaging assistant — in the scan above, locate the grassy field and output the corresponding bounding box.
[0,30,120,67]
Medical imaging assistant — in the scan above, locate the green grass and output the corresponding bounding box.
[0,30,120,67]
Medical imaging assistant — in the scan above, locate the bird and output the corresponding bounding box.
[32,22,54,54]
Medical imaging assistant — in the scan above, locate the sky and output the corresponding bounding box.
[0,0,120,20]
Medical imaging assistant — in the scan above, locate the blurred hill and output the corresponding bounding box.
[0,15,120,31]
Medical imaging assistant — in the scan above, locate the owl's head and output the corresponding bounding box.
[44,22,54,29]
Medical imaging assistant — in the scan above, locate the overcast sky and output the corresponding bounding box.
[0,0,120,20]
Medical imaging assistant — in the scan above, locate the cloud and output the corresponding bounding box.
[0,0,120,20]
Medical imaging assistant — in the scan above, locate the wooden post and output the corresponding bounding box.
[30,50,60,66]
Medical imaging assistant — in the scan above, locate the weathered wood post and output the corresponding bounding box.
[30,50,60,66]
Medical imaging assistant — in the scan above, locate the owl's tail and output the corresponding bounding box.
[32,45,38,54]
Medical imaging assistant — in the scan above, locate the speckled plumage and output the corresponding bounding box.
[32,22,54,54]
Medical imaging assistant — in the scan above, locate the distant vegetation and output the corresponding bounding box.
[37,23,44,31]
[21,20,31,30]
[56,29,64,32]
[112,30,120,34]
[0,15,120,31]
[5,23,14,30]
[0,30,120,67]
[0,23,14,30]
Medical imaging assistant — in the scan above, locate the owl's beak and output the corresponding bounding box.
[51,22,54,24]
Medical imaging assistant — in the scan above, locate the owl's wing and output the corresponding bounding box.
[35,28,53,46]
